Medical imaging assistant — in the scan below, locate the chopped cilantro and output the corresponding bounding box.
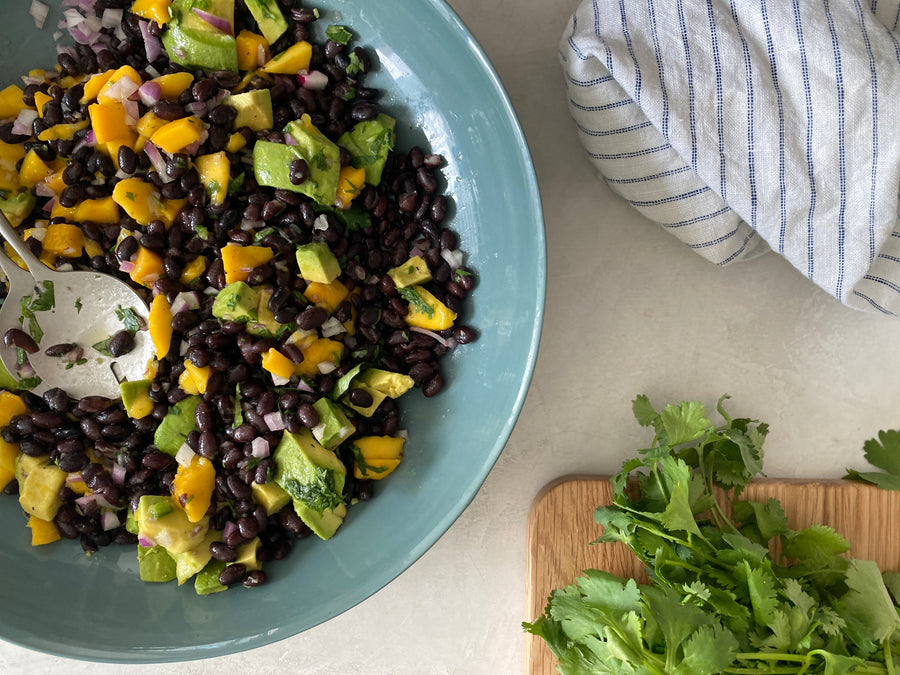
[74,297,82,313]
[346,51,364,76]
[398,287,434,319]
[227,172,245,196]
[124,191,135,201]
[115,305,141,335]
[16,376,41,390]
[350,443,387,477]
[232,384,243,428]
[91,337,113,357]
[325,24,353,45]
[29,281,55,311]
[207,179,220,196]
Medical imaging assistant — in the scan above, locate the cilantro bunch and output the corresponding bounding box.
[524,395,900,674]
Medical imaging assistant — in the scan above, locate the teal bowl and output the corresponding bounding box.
[0,0,544,662]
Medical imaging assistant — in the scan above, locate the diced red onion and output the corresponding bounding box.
[138,535,155,548]
[410,246,423,258]
[143,142,172,182]
[41,196,57,213]
[320,317,345,338]
[313,214,329,231]
[295,379,315,393]
[34,182,55,198]
[409,325,455,349]
[12,108,38,134]
[63,8,84,28]
[284,134,297,146]
[63,345,84,363]
[440,247,464,269]
[251,436,271,458]
[172,291,200,313]
[122,99,140,125]
[19,363,35,378]
[118,260,136,274]
[169,292,190,314]
[317,361,337,374]
[76,492,116,511]
[138,81,162,107]
[186,101,206,115]
[256,44,267,67]
[101,511,120,531]
[30,0,50,29]
[263,412,285,432]
[111,462,126,485]
[84,128,96,145]
[101,7,123,29]
[175,442,195,468]
[297,70,328,90]
[398,429,409,440]
[192,8,233,35]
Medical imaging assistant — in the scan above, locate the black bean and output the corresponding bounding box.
[296,403,319,428]
[77,396,114,414]
[422,372,444,398]
[208,104,236,126]
[242,570,266,587]
[4,328,38,353]
[42,387,70,413]
[453,325,478,344]
[210,541,237,563]
[31,411,65,429]
[296,305,329,330]
[107,330,134,357]
[116,235,138,263]
[218,563,246,586]
[142,451,174,471]
[348,388,374,408]
[153,100,184,121]
[289,158,309,185]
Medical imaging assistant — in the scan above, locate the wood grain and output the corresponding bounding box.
[523,476,900,675]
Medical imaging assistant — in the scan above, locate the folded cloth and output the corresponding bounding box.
[561,0,900,314]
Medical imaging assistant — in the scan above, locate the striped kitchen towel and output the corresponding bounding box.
[561,0,900,314]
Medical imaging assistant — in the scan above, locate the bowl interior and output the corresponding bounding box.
[0,0,545,662]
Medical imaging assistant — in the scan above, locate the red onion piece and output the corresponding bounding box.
[297,70,329,90]
[30,0,50,29]
[138,21,163,65]
[409,325,455,349]
[111,462,126,485]
[138,535,155,548]
[251,436,271,458]
[263,412,285,433]
[101,511,120,531]
[440,247,464,270]
[118,260,136,274]
[192,8,233,35]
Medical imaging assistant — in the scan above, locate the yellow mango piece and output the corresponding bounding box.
[261,348,295,381]
[236,30,269,71]
[179,360,212,396]
[43,167,67,194]
[148,293,173,359]
[335,165,366,210]
[0,439,19,477]
[82,69,115,102]
[221,243,274,284]
[50,202,78,221]
[132,0,172,25]
[89,102,132,144]
[150,72,194,100]
[351,435,405,480]
[40,223,84,259]
[0,85,26,119]
[0,390,30,424]
[150,116,204,154]
[261,41,312,74]
[404,286,457,330]
[295,338,345,377]
[112,176,174,227]
[0,140,25,193]
[304,280,349,313]
[76,196,120,224]
[18,150,55,188]
[226,131,247,153]
[129,245,165,288]
[37,120,90,142]
[136,111,168,139]
[32,91,52,118]
[84,238,103,259]
[194,151,230,206]
[0,465,14,490]
[65,473,92,496]
[179,256,207,284]
[172,455,215,523]
[27,515,60,546]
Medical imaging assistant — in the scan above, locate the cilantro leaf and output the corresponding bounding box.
[325,24,353,45]
[397,286,434,319]
[115,305,141,335]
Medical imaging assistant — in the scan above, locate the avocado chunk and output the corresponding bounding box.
[225,89,273,132]
[311,397,356,449]
[358,368,416,399]
[295,242,341,284]
[254,115,341,205]
[16,454,66,521]
[0,358,18,390]
[343,384,386,418]
[153,395,202,456]
[136,494,210,555]
[163,0,238,72]
[338,114,396,186]
[212,281,259,323]
[246,286,286,338]
[194,559,228,595]
[273,428,347,539]
[138,544,177,583]
[235,537,261,571]
[172,528,220,585]
[331,363,365,400]
[244,0,288,45]
[387,255,432,290]
[251,480,291,515]
[0,191,35,227]
[120,379,154,419]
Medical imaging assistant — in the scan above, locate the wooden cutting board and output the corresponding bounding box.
[524,475,900,675]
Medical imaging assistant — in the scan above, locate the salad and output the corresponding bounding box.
[0,0,476,594]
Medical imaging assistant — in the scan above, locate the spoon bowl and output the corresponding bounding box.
[0,215,152,400]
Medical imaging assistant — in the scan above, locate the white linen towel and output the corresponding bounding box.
[561,0,900,314]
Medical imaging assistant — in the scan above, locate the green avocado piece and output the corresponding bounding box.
[246,287,286,338]
[331,362,365,401]
[283,117,341,205]
[295,242,341,284]
[0,359,18,391]
[136,495,210,555]
[273,428,346,539]
[212,281,259,323]
[225,89,273,132]
[337,114,396,186]
[387,255,432,290]
[120,379,153,416]
[244,0,288,45]
[16,454,66,521]
[172,528,220,585]
[250,480,291,515]
[235,537,261,571]
[0,191,35,227]
[153,395,202,456]
[342,383,386,418]
[163,0,238,72]
[138,544,177,583]
[358,368,415,399]
[194,559,228,595]
[311,397,356,449]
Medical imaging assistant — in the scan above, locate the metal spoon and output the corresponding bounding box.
[0,212,154,400]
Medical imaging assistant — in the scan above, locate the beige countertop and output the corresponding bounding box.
[6,0,900,673]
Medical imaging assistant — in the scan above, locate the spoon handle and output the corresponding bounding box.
[0,211,47,280]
